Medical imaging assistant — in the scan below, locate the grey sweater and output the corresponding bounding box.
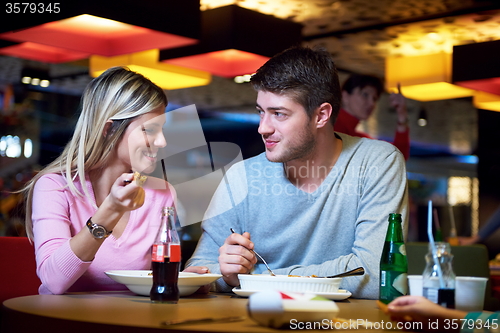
[186,133,408,299]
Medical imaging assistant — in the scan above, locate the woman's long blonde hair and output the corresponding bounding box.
[23,67,167,239]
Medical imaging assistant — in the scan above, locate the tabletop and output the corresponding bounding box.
[2,292,418,333]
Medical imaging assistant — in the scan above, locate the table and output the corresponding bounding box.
[2,292,414,333]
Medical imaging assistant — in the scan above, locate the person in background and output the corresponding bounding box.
[458,204,500,246]
[384,295,499,333]
[21,67,206,295]
[334,74,410,160]
[186,46,408,299]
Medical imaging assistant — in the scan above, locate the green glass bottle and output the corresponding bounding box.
[379,213,408,304]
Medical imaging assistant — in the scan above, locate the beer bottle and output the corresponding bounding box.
[150,207,181,303]
[379,213,408,304]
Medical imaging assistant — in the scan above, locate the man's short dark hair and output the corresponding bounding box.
[250,45,341,124]
[341,74,384,98]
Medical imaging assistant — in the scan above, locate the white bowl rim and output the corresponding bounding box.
[238,274,342,283]
[105,270,221,279]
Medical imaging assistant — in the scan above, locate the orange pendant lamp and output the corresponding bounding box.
[453,40,500,112]
[0,41,90,63]
[160,5,303,78]
[0,0,200,63]
[453,40,500,96]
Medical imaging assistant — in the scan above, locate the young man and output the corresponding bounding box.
[334,74,410,160]
[186,46,408,299]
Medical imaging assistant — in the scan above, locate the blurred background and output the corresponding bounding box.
[1,0,500,257]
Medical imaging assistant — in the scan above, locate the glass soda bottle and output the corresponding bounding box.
[422,242,455,308]
[150,207,181,303]
[379,213,408,304]
[448,228,459,246]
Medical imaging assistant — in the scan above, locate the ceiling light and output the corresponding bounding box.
[20,68,50,87]
[89,49,211,90]
[0,14,197,58]
[426,32,441,41]
[417,118,428,127]
[234,74,253,84]
[0,0,200,62]
[0,42,90,63]
[160,5,302,78]
[234,76,246,84]
[453,40,500,96]
[417,108,428,127]
[473,91,500,112]
[24,139,33,158]
[386,53,474,101]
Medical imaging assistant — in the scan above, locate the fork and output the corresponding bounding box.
[230,228,276,276]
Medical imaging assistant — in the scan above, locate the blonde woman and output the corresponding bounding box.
[23,67,207,295]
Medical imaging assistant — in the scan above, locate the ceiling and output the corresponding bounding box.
[1,0,500,92]
[201,0,500,77]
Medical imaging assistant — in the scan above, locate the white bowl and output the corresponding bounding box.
[105,270,221,297]
[238,274,342,293]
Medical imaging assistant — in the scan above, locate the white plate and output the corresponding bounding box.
[232,287,352,300]
[105,270,221,297]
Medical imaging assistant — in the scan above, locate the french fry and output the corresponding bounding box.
[376,300,413,322]
[133,171,147,187]
[376,300,388,313]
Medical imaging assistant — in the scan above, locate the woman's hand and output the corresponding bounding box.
[218,231,257,287]
[183,266,210,274]
[183,266,211,294]
[107,173,146,213]
[70,173,145,261]
[385,295,467,332]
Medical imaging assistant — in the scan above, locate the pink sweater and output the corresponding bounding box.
[32,174,175,294]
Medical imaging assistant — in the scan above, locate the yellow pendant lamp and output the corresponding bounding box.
[385,53,474,101]
[90,49,211,90]
[473,91,500,112]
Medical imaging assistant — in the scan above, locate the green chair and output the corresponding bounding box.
[406,242,499,311]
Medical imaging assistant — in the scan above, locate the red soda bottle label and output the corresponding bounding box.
[151,244,165,262]
[169,244,181,262]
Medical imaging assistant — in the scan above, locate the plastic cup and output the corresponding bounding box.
[408,275,423,296]
[455,276,488,311]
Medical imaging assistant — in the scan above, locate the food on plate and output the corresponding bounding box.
[287,274,318,278]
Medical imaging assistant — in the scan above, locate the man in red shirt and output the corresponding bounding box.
[334,74,410,160]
